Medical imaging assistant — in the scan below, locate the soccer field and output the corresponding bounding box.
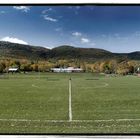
[0,73,140,134]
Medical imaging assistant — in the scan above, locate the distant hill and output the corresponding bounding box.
[0,41,50,60]
[0,41,140,61]
[50,45,114,60]
[127,51,140,60]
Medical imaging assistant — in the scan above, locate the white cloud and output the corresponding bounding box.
[72,32,82,37]
[43,15,58,22]
[81,38,90,43]
[42,8,53,14]
[1,36,28,45]
[41,8,59,22]
[13,6,30,13]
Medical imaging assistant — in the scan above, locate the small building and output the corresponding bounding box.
[51,67,83,73]
[137,67,140,73]
[8,68,19,73]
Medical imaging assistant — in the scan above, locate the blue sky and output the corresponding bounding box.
[0,6,140,53]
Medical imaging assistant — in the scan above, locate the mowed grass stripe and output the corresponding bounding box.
[72,75,140,121]
[0,75,69,120]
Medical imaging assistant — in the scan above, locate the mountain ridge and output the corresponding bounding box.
[0,41,140,61]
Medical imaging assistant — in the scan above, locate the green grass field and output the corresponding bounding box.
[0,72,140,134]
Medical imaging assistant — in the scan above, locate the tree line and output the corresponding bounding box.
[0,58,140,75]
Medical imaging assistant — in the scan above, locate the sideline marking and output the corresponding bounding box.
[0,118,140,123]
[69,78,72,121]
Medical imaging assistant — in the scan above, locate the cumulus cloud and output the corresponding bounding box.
[81,38,90,43]
[1,36,28,45]
[13,6,30,13]
[72,32,82,37]
[43,15,58,22]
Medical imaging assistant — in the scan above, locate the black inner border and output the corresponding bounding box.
[0,3,140,136]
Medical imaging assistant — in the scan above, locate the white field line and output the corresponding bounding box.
[79,83,109,89]
[91,83,109,88]
[92,83,109,88]
[0,118,140,123]
[32,84,39,88]
[69,79,72,121]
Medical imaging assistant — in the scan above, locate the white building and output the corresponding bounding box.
[8,68,19,72]
[51,67,83,73]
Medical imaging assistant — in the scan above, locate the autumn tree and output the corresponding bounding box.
[0,63,5,73]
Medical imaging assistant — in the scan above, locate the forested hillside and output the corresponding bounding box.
[0,41,140,75]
